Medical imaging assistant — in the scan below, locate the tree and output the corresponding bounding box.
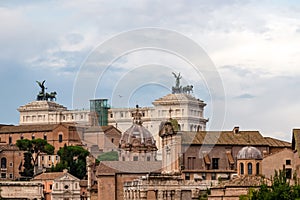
[52,145,89,179]
[16,138,54,177]
[250,170,300,200]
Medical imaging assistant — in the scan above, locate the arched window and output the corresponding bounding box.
[240,163,244,175]
[248,163,252,175]
[256,163,260,175]
[1,158,7,169]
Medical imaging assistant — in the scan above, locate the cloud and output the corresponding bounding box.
[235,93,255,99]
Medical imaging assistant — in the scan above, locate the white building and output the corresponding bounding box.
[108,93,208,150]
[18,100,90,125]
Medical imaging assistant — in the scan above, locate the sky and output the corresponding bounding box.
[1,0,300,142]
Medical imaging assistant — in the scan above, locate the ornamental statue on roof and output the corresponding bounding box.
[36,80,57,101]
[171,72,193,94]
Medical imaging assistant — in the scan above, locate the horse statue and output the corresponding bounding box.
[46,92,57,101]
[182,85,193,94]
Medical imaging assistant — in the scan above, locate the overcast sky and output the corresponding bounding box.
[1,0,300,142]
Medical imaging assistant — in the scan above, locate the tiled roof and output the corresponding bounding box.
[96,161,162,175]
[33,172,64,180]
[181,131,268,146]
[264,137,291,147]
[0,123,77,133]
[215,175,271,188]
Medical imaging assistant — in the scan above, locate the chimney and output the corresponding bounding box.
[233,126,239,134]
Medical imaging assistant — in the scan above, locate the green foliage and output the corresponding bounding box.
[20,152,33,177]
[52,145,89,179]
[250,170,300,200]
[16,139,55,177]
[97,151,118,161]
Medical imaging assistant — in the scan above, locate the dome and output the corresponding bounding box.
[119,106,157,152]
[237,146,262,160]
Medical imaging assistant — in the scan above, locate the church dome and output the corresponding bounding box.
[237,146,262,160]
[119,106,157,152]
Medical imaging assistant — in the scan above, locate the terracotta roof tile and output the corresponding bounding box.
[181,131,269,146]
[0,123,78,134]
[33,172,64,180]
[264,137,291,147]
[216,175,271,187]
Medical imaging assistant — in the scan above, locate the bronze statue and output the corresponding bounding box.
[172,72,182,88]
[171,73,193,94]
[36,80,57,101]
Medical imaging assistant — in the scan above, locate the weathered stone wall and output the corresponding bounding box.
[0,181,44,199]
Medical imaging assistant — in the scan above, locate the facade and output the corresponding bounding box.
[51,169,81,200]
[109,93,208,151]
[18,100,90,125]
[122,120,291,200]
[0,123,84,153]
[0,144,24,180]
[96,161,162,200]
[33,170,81,200]
[37,154,60,172]
[83,125,122,157]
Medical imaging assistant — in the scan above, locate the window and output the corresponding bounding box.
[50,184,52,190]
[56,155,58,160]
[211,173,216,180]
[110,113,113,118]
[1,158,7,169]
[20,135,24,140]
[1,173,6,178]
[32,135,35,140]
[147,156,151,161]
[44,134,47,141]
[120,112,124,118]
[9,173,13,179]
[9,162,13,167]
[56,183,58,189]
[111,138,114,143]
[248,163,252,175]
[48,156,51,161]
[185,173,190,180]
[286,168,292,179]
[133,156,138,161]
[286,160,291,165]
[240,163,244,175]
[212,158,219,169]
[122,157,125,161]
[256,163,260,175]
[42,156,44,161]
[59,134,63,143]
[9,136,12,144]
[202,173,206,180]
[187,157,196,170]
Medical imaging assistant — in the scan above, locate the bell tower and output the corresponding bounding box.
[159,118,182,175]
